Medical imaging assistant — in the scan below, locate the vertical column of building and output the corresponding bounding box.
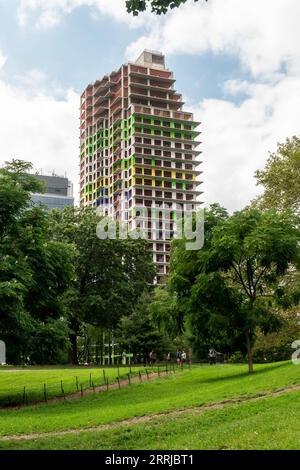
[125,52,202,283]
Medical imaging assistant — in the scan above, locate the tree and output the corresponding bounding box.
[0,159,43,240]
[116,293,173,362]
[148,287,183,338]
[48,207,156,364]
[126,0,207,15]
[0,160,75,363]
[253,307,300,363]
[170,207,300,373]
[254,136,300,213]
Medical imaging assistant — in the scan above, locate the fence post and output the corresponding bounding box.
[89,373,92,387]
[76,376,79,391]
[43,384,47,402]
[127,373,131,385]
[117,377,121,389]
[106,378,109,391]
[80,384,83,398]
[103,369,106,384]
[61,380,65,400]
[139,371,142,382]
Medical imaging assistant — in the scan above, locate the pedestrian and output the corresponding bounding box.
[208,347,217,365]
[181,350,187,364]
[149,350,154,365]
[166,352,171,362]
[176,350,181,365]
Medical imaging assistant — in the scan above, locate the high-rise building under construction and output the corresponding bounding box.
[79,50,202,282]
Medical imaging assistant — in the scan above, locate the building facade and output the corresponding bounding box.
[31,174,74,210]
[80,50,202,282]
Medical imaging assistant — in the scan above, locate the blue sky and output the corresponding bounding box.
[0,0,243,101]
[0,0,299,210]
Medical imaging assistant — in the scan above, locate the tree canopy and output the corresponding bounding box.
[48,206,156,363]
[0,160,75,363]
[169,206,300,372]
[126,0,206,15]
[254,136,300,213]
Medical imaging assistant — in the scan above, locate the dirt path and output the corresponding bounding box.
[1,382,300,442]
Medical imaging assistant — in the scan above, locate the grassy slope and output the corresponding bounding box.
[2,391,300,450]
[0,365,145,405]
[0,361,299,441]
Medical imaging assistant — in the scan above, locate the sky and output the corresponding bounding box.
[0,0,299,211]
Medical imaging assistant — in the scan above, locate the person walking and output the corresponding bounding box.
[149,350,154,365]
[181,350,187,364]
[208,348,217,365]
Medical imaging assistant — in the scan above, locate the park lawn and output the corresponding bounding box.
[1,390,299,450]
[0,361,299,440]
[0,365,147,406]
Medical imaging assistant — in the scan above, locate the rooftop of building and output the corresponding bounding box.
[84,50,169,91]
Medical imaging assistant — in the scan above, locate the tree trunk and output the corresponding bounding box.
[245,330,254,373]
[69,333,78,365]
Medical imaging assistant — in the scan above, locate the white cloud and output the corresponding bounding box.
[8,0,300,212]
[192,74,300,211]
[125,0,300,211]
[13,69,67,98]
[0,57,80,202]
[126,0,300,79]
[17,0,150,29]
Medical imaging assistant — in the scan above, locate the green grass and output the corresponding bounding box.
[0,361,299,447]
[2,390,299,450]
[0,364,150,406]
